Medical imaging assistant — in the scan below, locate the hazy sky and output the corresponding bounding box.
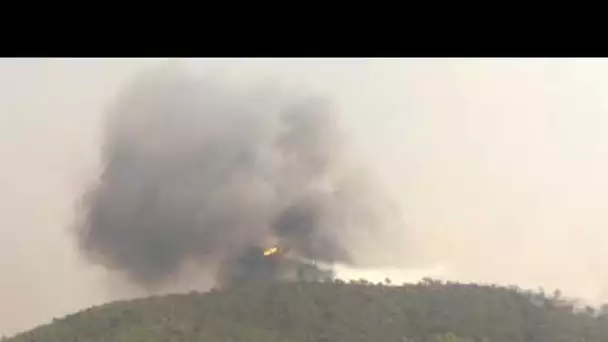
[3,58,608,335]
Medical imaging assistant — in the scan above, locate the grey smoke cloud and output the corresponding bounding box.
[75,65,382,288]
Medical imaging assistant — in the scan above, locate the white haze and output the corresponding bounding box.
[2,58,608,335]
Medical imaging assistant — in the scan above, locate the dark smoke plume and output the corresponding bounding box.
[76,65,384,289]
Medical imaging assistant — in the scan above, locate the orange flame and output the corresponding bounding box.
[263,246,279,256]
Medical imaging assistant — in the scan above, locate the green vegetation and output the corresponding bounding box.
[7,279,608,342]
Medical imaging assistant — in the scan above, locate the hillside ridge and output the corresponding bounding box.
[6,279,608,342]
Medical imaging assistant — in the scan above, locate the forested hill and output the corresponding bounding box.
[7,279,608,342]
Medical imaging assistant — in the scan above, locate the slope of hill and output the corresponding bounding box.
[6,279,608,342]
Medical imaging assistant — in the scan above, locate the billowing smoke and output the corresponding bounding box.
[75,65,385,289]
